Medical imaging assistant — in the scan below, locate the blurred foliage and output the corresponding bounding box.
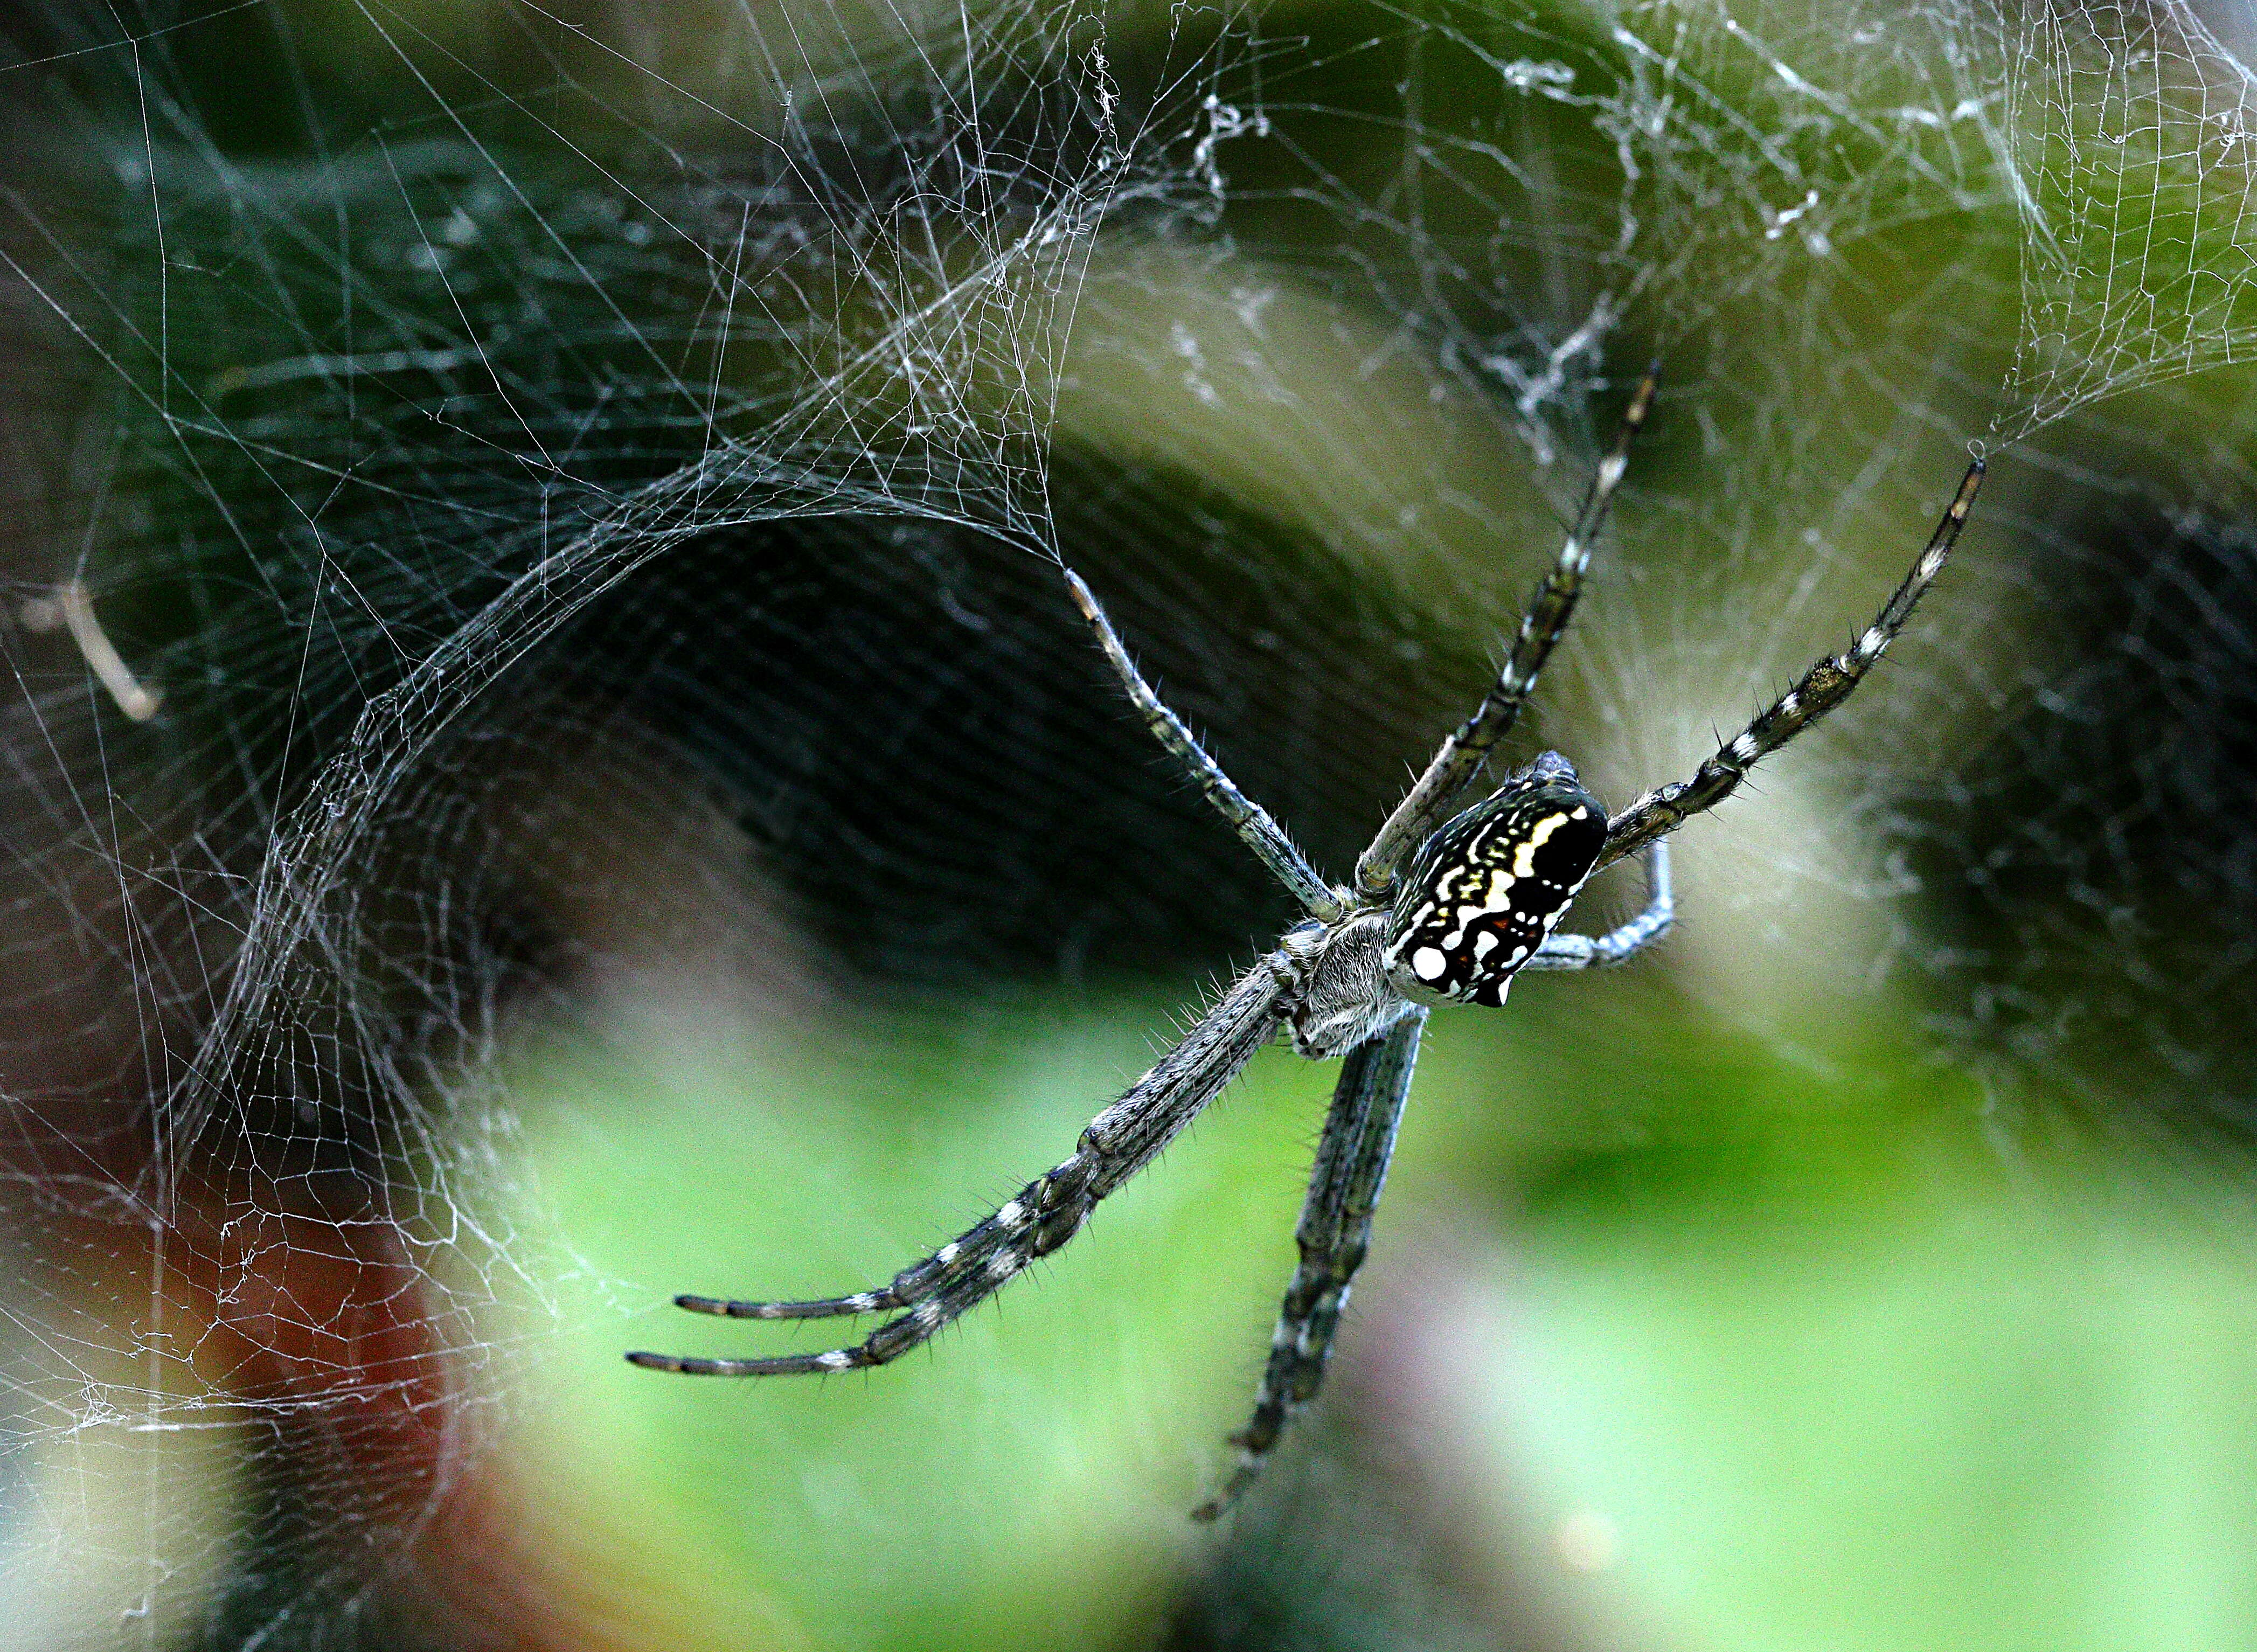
[494,967,2257,1651]
[8,0,2257,1649]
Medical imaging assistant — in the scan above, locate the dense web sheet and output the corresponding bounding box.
[5,0,2257,1645]
[2002,1,2257,433]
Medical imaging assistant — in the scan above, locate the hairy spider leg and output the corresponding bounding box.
[628,952,1295,1377]
[1596,457,1985,872]
[1193,1005,1428,1521]
[1356,362,1661,898]
[1522,841,1673,969]
[1062,568,1343,920]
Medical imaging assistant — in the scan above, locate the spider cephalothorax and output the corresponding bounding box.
[1281,753,1606,1057]
[631,364,1985,1522]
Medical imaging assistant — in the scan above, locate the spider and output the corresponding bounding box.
[629,365,1985,1521]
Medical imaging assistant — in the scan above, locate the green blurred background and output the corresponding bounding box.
[7,1,2257,1649]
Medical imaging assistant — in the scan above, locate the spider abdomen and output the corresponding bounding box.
[1384,759,1607,1006]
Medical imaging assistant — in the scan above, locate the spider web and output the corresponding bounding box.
[2,0,2256,1646]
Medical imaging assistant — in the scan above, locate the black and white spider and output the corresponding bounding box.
[629,367,1985,1520]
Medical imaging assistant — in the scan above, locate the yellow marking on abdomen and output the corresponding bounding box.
[1510,810,1571,878]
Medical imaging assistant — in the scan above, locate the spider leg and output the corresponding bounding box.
[1192,1003,1427,1522]
[628,949,1297,1378]
[1520,841,1673,969]
[1595,457,1984,872]
[1355,363,1659,897]
[1063,569,1343,920]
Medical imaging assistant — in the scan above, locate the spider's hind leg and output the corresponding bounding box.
[1354,362,1660,897]
[1596,457,1984,871]
[1064,569,1342,920]
[1194,1004,1427,1522]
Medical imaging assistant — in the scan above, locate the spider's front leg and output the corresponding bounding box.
[1198,755,1616,1515]
[627,946,1299,1378]
[1195,1004,1427,1522]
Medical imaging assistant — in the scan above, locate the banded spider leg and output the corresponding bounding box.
[627,946,1296,1377]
